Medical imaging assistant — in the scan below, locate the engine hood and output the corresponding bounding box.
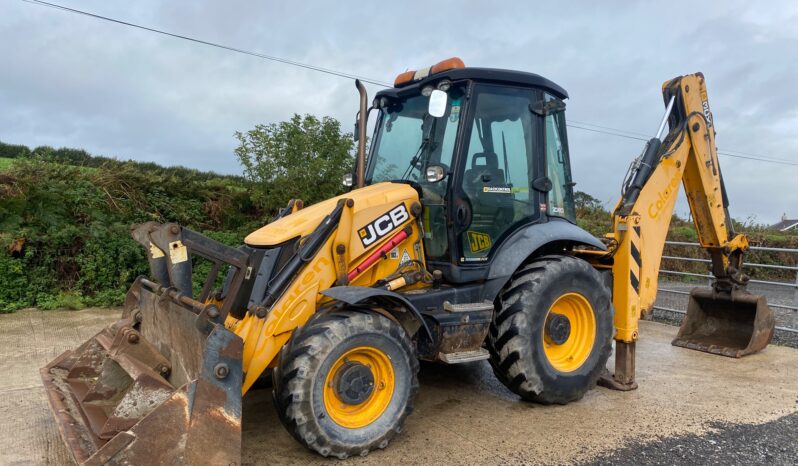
[245,182,420,247]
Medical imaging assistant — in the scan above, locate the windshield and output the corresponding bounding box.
[367,87,463,184]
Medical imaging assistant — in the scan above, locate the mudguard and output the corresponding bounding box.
[321,286,433,341]
[488,219,606,279]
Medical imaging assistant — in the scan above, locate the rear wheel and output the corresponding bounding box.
[487,255,613,404]
[273,310,419,459]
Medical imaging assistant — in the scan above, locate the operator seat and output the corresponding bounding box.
[463,152,514,242]
[464,152,504,189]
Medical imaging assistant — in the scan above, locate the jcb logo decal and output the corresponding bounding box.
[467,231,492,253]
[358,204,409,247]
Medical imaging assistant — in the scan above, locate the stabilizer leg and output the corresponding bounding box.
[597,341,638,391]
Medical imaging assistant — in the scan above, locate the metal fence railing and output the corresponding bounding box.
[654,241,798,341]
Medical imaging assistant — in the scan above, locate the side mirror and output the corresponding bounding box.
[353,119,360,142]
[532,176,553,192]
[428,90,448,118]
[425,164,446,183]
[342,173,353,187]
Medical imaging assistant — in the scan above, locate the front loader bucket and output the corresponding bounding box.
[671,287,775,358]
[40,278,243,466]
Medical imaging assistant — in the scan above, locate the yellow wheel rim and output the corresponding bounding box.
[323,346,395,429]
[542,292,596,372]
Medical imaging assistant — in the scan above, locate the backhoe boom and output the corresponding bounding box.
[602,73,774,389]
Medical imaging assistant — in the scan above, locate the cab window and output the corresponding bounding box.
[544,93,576,222]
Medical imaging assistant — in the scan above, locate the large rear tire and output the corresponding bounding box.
[273,310,419,459]
[487,255,613,404]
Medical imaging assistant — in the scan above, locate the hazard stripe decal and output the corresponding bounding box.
[631,242,642,269]
[630,223,641,294]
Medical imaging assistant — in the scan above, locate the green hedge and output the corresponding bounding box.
[0,144,263,312]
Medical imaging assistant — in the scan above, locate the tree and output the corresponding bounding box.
[573,190,612,236]
[234,114,355,212]
[574,190,603,211]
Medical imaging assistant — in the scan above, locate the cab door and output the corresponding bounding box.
[452,84,543,263]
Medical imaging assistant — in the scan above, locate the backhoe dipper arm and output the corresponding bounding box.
[603,73,749,388]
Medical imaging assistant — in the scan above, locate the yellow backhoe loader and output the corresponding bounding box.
[41,58,775,464]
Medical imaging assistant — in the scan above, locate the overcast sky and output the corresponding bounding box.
[2,1,797,224]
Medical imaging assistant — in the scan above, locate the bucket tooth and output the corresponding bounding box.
[672,287,775,358]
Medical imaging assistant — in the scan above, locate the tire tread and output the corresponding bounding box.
[273,311,419,459]
[487,255,614,405]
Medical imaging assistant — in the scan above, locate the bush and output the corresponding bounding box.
[0,142,31,159]
[0,114,355,312]
[0,151,259,312]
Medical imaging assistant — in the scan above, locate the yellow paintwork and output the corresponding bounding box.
[222,182,428,394]
[246,183,417,249]
[322,346,396,428]
[608,73,749,342]
[543,292,596,372]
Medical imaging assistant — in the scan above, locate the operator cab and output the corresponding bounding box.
[364,58,576,281]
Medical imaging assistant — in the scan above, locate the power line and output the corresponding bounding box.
[569,119,651,139]
[21,0,392,87]
[566,123,798,166]
[715,151,798,166]
[21,0,798,167]
[717,147,790,160]
[566,123,648,142]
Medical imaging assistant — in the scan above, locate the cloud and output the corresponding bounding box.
[1,0,796,223]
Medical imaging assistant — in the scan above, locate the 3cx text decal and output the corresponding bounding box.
[358,204,410,247]
[702,99,713,128]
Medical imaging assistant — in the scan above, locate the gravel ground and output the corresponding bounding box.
[583,412,798,466]
[3,309,797,465]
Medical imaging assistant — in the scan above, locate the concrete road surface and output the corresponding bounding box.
[1,308,796,465]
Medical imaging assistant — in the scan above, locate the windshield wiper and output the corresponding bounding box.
[400,114,437,180]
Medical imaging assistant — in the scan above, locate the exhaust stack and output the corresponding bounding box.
[355,79,368,188]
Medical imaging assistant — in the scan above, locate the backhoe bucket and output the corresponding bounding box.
[40,278,243,466]
[672,287,775,358]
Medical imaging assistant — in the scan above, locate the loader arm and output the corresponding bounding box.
[603,73,773,389]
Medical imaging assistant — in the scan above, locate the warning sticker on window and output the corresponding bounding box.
[483,186,512,194]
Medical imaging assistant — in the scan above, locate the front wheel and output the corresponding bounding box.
[273,310,419,459]
[487,255,614,404]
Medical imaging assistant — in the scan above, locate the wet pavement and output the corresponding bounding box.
[1,308,796,465]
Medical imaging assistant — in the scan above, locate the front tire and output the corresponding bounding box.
[487,255,614,404]
[273,310,419,459]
